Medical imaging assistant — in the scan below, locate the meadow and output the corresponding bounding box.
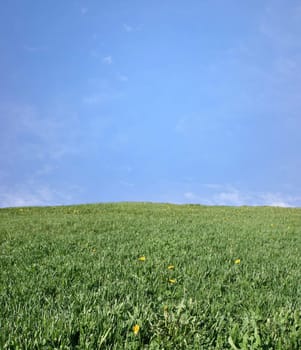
[0,202,300,349]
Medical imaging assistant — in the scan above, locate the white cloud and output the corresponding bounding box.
[82,93,105,105]
[0,100,109,208]
[257,192,298,207]
[212,188,300,207]
[122,23,142,33]
[120,180,134,188]
[0,101,103,166]
[212,189,248,206]
[259,3,301,50]
[183,192,208,204]
[31,164,57,180]
[175,115,223,136]
[184,192,198,200]
[90,50,101,58]
[123,24,133,32]
[117,74,128,82]
[181,185,301,207]
[175,118,187,133]
[102,56,112,65]
[82,91,123,105]
[0,184,77,208]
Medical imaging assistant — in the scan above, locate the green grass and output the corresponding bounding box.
[0,202,300,349]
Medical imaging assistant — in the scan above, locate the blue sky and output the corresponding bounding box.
[1,0,301,207]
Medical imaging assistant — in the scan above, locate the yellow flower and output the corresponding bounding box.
[167,265,175,270]
[138,256,146,261]
[132,324,140,335]
[169,278,176,284]
[234,259,241,264]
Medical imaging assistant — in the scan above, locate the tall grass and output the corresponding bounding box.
[1,203,300,349]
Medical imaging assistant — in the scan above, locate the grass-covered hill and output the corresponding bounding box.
[0,202,300,349]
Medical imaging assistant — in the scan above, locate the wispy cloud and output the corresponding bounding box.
[90,50,101,58]
[181,185,301,207]
[211,188,247,206]
[257,192,300,208]
[117,74,128,82]
[123,24,133,32]
[0,183,79,208]
[80,7,88,15]
[82,91,123,105]
[102,56,112,65]
[0,100,107,168]
[120,180,134,188]
[259,3,301,49]
[0,97,121,208]
[82,93,106,105]
[31,164,57,180]
[184,192,199,201]
[175,115,225,136]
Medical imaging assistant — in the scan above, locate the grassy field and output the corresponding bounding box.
[0,202,300,349]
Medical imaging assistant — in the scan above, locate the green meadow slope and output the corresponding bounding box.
[0,203,300,349]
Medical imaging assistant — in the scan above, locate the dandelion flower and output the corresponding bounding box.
[169,278,176,284]
[138,256,146,261]
[167,265,175,270]
[234,259,241,264]
[132,324,140,335]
